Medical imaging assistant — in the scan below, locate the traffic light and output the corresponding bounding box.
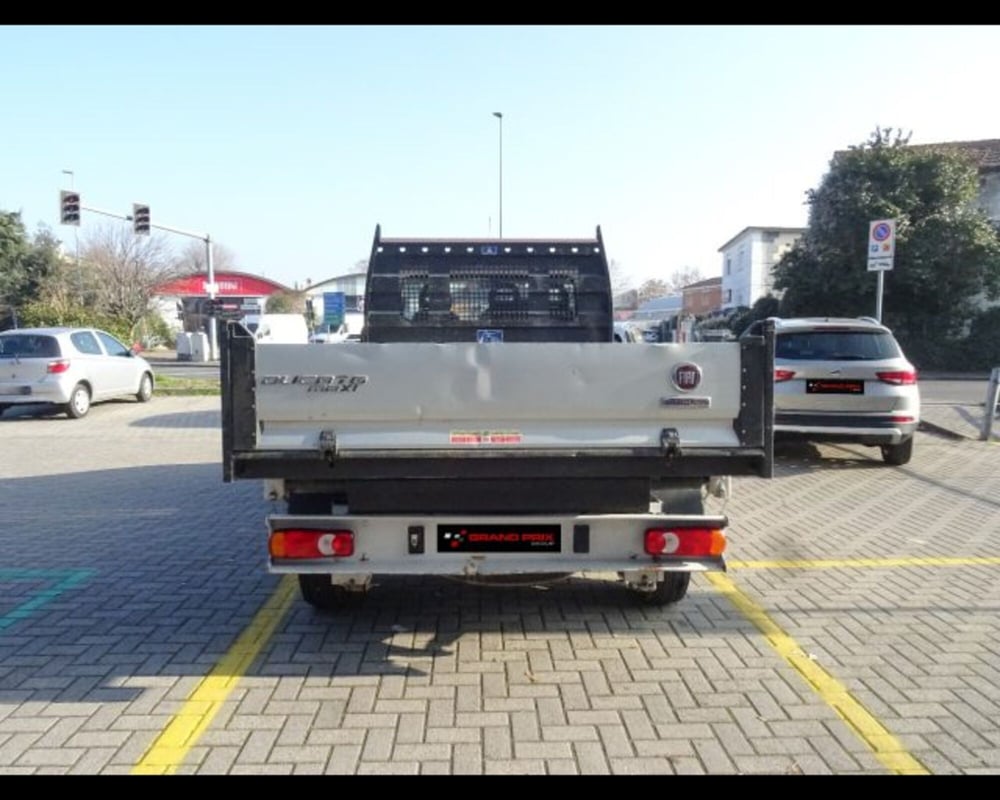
[133,203,151,235]
[60,191,81,226]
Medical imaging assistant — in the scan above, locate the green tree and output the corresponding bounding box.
[266,290,305,314]
[774,128,1000,362]
[0,211,63,324]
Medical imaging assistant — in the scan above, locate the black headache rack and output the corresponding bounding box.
[219,319,775,509]
[362,225,614,343]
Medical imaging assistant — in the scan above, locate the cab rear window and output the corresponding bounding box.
[776,331,901,360]
[0,334,61,358]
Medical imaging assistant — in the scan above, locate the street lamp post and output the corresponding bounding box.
[492,111,503,239]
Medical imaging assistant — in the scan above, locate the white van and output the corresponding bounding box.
[243,313,309,344]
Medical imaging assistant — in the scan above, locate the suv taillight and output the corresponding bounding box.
[876,370,917,386]
[774,369,796,382]
[47,359,71,374]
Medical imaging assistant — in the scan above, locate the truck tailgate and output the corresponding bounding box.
[221,324,773,482]
[254,341,742,450]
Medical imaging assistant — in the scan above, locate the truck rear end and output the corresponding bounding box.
[219,227,774,609]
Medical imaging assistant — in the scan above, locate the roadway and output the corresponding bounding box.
[0,396,998,773]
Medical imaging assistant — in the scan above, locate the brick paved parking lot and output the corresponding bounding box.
[1,397,998,774]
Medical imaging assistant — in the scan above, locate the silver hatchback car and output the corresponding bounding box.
[0,327,155,419]
[744,317,920,465]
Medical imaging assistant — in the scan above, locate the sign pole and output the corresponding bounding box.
[867,219,896,323]
[876,270,884,322]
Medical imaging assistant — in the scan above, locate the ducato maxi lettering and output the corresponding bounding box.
[260,375,369,393]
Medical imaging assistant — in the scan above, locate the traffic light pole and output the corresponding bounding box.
[82,205,130,222]
[142,220,218,361]
[60,189,219,360]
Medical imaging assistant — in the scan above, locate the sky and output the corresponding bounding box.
[2,25,998,291]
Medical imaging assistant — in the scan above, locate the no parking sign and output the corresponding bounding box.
[868,219,895,271]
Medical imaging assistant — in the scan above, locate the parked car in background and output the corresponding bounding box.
[613,321,640,342]
[742,316,920,465]
[0,327,155,419]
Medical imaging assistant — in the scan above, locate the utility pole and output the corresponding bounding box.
[493,112,503,239]
[135,214,218,360]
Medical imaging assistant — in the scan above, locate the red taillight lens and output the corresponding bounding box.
[877,370,917,386]
[47,359,71,374]
[644,527,726,557]
[890,415,916,424]
[774,369,796,382]
[269,530,354,559]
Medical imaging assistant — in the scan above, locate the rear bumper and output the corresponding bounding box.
[0,383,72,406]
[775,412,919,445]
[266,512,727,577]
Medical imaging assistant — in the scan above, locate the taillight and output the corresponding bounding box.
[47,360,71,374]
[644,527,726,557]
[269,530,354,559]
[890,415,916,424]
[877,370,917,386]
[774,369,796,382]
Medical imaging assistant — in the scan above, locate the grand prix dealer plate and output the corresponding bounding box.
[438,524,561,553]
[806,379,864,394]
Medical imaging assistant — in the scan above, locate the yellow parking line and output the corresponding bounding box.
[706,573,928,774]
[729,556,1000,570]
[132,575,298,775]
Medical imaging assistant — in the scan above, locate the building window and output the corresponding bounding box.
[724,289,732,303]
[725,258,731,276]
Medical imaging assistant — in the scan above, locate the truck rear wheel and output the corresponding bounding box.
[298,574,349,612]
[287,493,351,611]
[637,573,691,606]
[634,487,701,606]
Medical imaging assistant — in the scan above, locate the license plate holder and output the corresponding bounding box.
[438,524,561,553]
[806,379,863,395]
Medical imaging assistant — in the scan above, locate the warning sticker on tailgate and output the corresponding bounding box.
[449,430,523,445]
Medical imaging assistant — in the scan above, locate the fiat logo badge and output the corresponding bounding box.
[671,362,702,392]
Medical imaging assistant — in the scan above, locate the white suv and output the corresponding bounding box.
[743,317,920,465]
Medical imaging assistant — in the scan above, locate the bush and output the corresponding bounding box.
[964,307,1000,370]
[17,302,132,343]
[133,313,173,349]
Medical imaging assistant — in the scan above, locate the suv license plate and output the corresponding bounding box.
[806,379,863,394]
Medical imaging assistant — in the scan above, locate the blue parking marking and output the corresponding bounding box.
[0,569,94,632]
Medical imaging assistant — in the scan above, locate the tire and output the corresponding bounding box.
[881,437,913,466]
[287,493,351,612]
[297,573,350,612]
[65,383,91,419]
[637,572,691,606]
[633,487,701,606]
[136,372,153,403]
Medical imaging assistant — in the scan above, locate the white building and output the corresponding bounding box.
[718,227,806,311]
[303,272,367,331]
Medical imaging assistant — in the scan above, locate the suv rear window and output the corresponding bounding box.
[776,331,901,361]
[0,334,61,358]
